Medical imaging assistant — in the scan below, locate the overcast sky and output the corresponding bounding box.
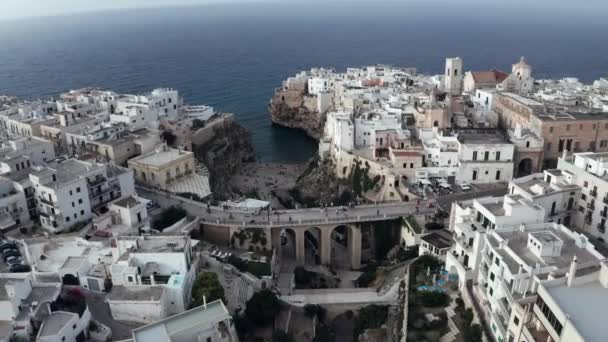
[1,0,606,21]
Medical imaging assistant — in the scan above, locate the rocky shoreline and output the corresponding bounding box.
[268,90,325,141]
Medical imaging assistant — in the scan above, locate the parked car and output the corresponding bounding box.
[2,250,21,262]
[6,256,22,266]
[9,264,31,273]
[0,241,16,250]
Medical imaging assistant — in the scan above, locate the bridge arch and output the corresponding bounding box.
[327,224,362,270]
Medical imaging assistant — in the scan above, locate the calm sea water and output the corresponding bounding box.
[0,2,607,162]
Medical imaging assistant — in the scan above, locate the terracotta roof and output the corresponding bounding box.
[470,69,509,85]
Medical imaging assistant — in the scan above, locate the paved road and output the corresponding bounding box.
[137,186,435,228]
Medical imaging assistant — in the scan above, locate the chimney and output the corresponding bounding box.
[567,255,578,287]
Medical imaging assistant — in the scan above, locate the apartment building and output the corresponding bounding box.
[557,151,608,240]
[476,222,604,342]
[30,159,135,233]
[508,261,608,342]
[0,136,55,175]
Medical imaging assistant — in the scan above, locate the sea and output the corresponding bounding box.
[0,1,607,163]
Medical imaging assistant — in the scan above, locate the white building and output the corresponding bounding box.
[0,274,91,342]
[475,222,604,342]
[30,159,135,233]
[0,177,30,231]
[457,129,514,184]
[509,261,608,342]
[108,234,198,323]
[131,299,238,342]
[0,136,55,175]
[417,129,514,184]
[557,152,608,240]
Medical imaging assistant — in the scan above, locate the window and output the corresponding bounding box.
[601,140,608,148]
[472,170,477,180]
[484,151,489,161]
[566,124,570,131]
[473,151,478,161]
[403,163,407,168]
[80,210,85,216]
[66,216,70,222]
[495,258,500,266]
[496,151,501,161]
[72,202,75,208]
[549,126,554,133]
[584,181,589,188]
[410,163,414,168]
[495,170,501,180]
[76,187,81,193]
[78,198,82,204]
[490,272,495,281]
[546,142,552,151]
[526,141,530,148]
[513,316,520,326]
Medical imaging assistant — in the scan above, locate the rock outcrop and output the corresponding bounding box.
[269,90,325,141]
[193,119,254,199]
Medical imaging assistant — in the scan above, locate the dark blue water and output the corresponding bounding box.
[0,2,607,162]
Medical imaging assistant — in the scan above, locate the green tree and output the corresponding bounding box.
[161,131,177,146]
[191,272,225,307]
[272,331,294,342]
[245,289,282,326]
[463,324,482,342]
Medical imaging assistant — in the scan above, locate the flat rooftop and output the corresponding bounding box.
[108,285,164,301]
[33,159,101,186]
[132,300,229,342]
[129,146,192,167]
[492,224,602,274]
[546,282,608,342]
[38,312,74,337]
[455,129,509,144]
[135,237,187,253]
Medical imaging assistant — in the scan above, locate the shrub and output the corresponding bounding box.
[191,272,225,307]
[294,266,312,284]
[245,289,281,326]
[463,324,482,342]
[153,206,187,230]
[417,291,449,307]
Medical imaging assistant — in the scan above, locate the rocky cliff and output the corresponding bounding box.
[269,92,325,140]
[193,120,254,200]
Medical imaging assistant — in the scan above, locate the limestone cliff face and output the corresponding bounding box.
[193,119,254,199]
[269,90,325,141]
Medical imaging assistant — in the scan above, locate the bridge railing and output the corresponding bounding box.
[198,213,406,228]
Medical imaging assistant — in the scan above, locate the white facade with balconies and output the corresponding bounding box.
[476,222,604,342]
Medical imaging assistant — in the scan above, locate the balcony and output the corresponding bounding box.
[587,202,595,210]
[87,175,107,187]
[39,197,55,206]
[601,210,608,218]
[590,190,598,198]
[598,223,606,233]
[585,215,593,225]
